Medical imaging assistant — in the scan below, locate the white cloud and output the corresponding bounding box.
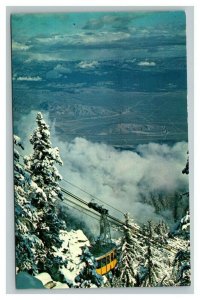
[82,31,131,44]
[24,48,134,63]
[55,137,188,225]
[77,61,99,69]
[12,41,31,51]
[17,111,189,228]
[15,76,42,81]
[138,61,156,67]
[25,53,66,63]
[35,31,131,47]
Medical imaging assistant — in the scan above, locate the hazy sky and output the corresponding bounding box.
[12,11,186,62]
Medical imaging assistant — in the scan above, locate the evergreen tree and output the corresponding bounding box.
[24,112,67,277]
[75,246,103,288]
[14,135,46,275]
[173,152,190,285]
[170,158,190,286]
[24,112,64,204]
[139,221,170,287]
[179,211,190,240]
[112,213,145,287]
[171,211,190,240]
[182,151,189,175]
[153,220,169,245]
[172,244,191,286]
[171,211,191,286]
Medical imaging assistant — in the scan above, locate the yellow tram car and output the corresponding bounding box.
[95,248,117,276]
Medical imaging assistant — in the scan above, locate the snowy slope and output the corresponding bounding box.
[34,229,91,288]
[54,229,90,285]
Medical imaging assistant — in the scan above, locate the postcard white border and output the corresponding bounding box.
[2,2,197,297]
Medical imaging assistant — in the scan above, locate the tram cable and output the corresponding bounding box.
[19,153,123,215]
[62,195,101,220]
[62,177,124,215]
[61,200,100,223]
[61,198,119,230]
[60,187,126,228]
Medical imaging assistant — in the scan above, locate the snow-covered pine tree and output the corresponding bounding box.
[182,151,189,175]
[179,211,190,240]
[169,156,191,286]
[178,155,190,240]
[172,242,190,286]
[14,135,46,275]
[139,221,170,287]
[112,213,145,287]
[75,246,103,288]
[24,112,67,277]
[171,211,190,240]
[171,211,191,286]
[153,220,169,245]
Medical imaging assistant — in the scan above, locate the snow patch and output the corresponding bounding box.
[55,229,90,283]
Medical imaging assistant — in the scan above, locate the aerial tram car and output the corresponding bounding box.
[87,201,118,276]
[95,248,117,276]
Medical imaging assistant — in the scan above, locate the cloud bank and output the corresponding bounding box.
[17,111,189,229]
[56,137,188,224]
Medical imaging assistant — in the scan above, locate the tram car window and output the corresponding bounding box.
[96,260,101,269]
[106,255,110,264]
[101,257,107,267]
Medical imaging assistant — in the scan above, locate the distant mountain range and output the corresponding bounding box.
[49,103,117,119]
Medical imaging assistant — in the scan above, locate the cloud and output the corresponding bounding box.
[82,13,148,30]
[55,138,189,226]
[83,15,130,30]
[19,30,131,63]
[24,53,65,63]
[13,27,185,64]
[46,70,62,80]
[12,41,31,51]
[77,61,99,69]
[12,12,186,67]
[16,111,189,233]
[14,76,42,81]
[35,34,62,44]
[45,64,72,80]
[33,31,131,49]
[54,64,72,74]
[138,61,156,67]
